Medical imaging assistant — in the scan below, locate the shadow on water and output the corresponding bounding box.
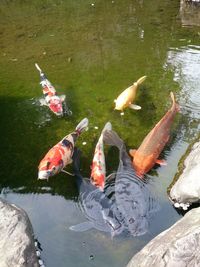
[0,95,79,199]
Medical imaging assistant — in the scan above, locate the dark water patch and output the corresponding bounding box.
[0,95,79,199]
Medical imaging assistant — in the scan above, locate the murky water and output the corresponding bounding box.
[0,1,200,266]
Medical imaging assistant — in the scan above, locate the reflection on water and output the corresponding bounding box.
[166,45,200,140]
[0,192,157,267]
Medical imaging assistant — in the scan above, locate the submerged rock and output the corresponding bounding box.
[0,197,39,267]
[127,207,200,267]
[180,0,200,27]
[169,140,200,210]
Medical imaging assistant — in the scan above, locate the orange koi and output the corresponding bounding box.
[129,92,179,178]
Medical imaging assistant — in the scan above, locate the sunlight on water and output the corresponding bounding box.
[167,45,200,119]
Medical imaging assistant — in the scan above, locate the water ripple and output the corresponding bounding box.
[166,45,200,120]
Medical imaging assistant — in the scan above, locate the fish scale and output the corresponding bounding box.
[130,92,179,177]
[71,149,124,236]
[103,129,159,236]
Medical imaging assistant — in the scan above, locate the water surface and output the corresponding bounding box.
[0,1,200,266]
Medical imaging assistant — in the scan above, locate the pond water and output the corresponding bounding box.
[0,0,200,266]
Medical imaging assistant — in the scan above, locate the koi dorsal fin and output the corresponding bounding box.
[75,118,89,134]
[170,91,175,106]
[135,75,147,85]
[170,92,180,112]
[35,63,42,74]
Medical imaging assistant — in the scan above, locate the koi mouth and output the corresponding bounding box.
[38,170,51,180]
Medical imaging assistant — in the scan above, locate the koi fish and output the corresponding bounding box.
[114,76,146,114]
[38,118,88,180]
[35,63,71,116]
[103,129,159,236]
[129,92,180,178]
[70,148,124,237]
[90,122,112,191]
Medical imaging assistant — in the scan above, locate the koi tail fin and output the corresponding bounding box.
[103,130,132,169]
[101,122,112,133]
[35,63,47,81]
[103,130,124,150]
[135,75,147,86]
[170,91,180,112]
[75,118,89,135]
[35,63,42,74]
[99,122,112,141]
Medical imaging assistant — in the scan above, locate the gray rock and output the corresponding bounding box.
[0,197,39,267]
[126,207,200,267]
[180,0,200,27]
[170,141,200,209]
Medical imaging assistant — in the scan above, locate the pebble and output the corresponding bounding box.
[91,3,95,6]
[36,250,41,257]
[89,255,94,260]
[120,112,124,116]
[82,142,87,145]
[38,259,44,266]
[174,202,190,210]
[94,126,98,129]
[174,202,180,208]
[68,57,72,62]
[10,58,18,61]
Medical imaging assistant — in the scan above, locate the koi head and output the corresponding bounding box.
[49,96,63,116]
[38,158,64,180]
[114,99,124,111]
[101,209,123,237]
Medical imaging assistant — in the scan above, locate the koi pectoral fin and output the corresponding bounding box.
[156,159,167,166]
[68,158,73,164]
[69,221,94,232]
[39,98,48,106]
[129,149,137,158]
[61,169,75,176]
[60,95,66,102]
[129,104,141,110]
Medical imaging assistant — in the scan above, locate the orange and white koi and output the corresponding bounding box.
[114,76,146,115]
[129,92,180,178]
[35,63,67,116]
[90,122,112,191]
[38,118,89,180]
